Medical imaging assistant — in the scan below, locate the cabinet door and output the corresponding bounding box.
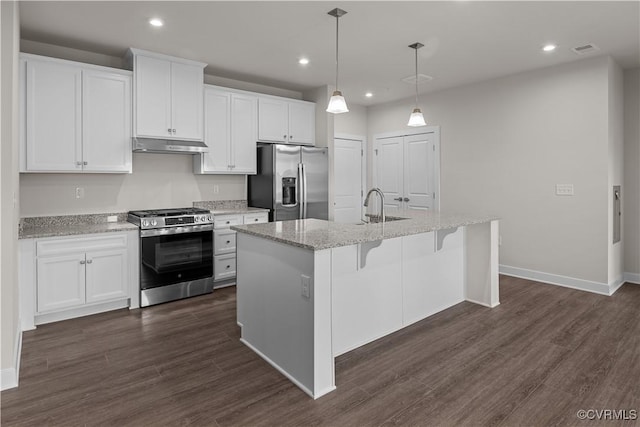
[134,55,172,139]
[171,62,204,141]
[200,88,231,172]
[257,98,288,143]
[85,249,128,303]
[404,133,435,210]
[288,102,315,145]
[231,94,257,173]
[374,136,404,213]
[25,60,82,171]
[83,70,132,173]
[37,253,86,312]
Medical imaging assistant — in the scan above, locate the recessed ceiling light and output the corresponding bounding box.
[542,44,557,52]
[149,18,164,27]
[365,92,373,98]
[298,58,309,65]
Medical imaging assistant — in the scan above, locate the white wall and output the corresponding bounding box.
[1,0,21,387]
[334,103,368,138]
[624,68,640,278]
[607,58,624,284]
[17,41,309,217]
[20,154,246,216]
[368,56,612,284]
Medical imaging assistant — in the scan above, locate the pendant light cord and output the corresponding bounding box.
[414,47,419,108]
[335,15,340,90]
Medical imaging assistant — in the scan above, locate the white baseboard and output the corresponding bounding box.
[499,265,622,296]
[1,319,22,391]
[624,272,640,284]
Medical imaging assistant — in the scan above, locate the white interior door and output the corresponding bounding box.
[374,136,404,213]
[333,137,364,223]
[404,133,436,210]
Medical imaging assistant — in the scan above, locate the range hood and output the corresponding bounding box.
[132,137,208,154]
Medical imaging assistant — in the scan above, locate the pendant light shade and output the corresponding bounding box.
[408,108,427,127]
[407,42,426,127]
[327,8,349,114]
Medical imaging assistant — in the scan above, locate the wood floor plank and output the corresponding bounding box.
[2,280,639,427]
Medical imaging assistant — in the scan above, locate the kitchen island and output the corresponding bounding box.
[232,210,499,398]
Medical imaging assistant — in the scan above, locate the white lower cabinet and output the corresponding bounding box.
[213,212,268,287]
[20,231,137,327]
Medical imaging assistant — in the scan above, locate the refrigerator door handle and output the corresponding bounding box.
[297,163,304,219]
[302,163,308,219]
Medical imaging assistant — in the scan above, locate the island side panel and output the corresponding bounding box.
[464,220,500,307]
[402,230,465,326]
[236,233,316,396]
[312,249,335,398]
[331,238,404,357]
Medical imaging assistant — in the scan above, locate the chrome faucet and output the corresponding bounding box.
[364,188,385,223]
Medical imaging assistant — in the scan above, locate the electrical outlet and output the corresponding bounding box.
[107,215,118,223]
[555,184,574,196]
[301,275,311,299]
[213,185,220,194]
[75,187,85,199]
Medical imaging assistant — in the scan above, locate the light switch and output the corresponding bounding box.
[555,184,574,196]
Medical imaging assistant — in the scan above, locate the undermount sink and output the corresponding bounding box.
[357,215,408,225]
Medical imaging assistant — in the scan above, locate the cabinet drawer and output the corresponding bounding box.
[214,214,243,229]
[243,212,268,224]
[214,229,236,255]
[37,234,127,257]
[214,254,236,281]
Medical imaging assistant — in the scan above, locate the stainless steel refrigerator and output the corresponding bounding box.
[248,144,328,221]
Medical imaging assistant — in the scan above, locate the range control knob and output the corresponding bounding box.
[142,220,149,227]
[207,215,212,222]
[151,219,157,227]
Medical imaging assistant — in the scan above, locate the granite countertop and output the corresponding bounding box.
[210,207,270,215]
[231,210,499,251]
[19,213,138,240]
[20,222,138,240]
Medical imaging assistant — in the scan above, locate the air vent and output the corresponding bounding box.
[402,73,433,84]
[572,44,600,55]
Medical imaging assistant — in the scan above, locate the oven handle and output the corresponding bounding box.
[140,224,214,238]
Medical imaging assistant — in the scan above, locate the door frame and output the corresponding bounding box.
[372,126,440,211]
[334,133,366,221]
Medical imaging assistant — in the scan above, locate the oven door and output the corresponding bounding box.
[140,225,213,290]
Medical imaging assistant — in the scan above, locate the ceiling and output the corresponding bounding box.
[19,1,640,106]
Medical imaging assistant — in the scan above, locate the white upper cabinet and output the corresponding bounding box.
[258,96,315,145]
[25,58,82,171]
[21,54,132,173]
[195,86,257,174]
[130,48,205,141]
[82,70,132,172]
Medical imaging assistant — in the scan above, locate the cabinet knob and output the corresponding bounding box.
[172,129,176,134]
[226,240,231,244]
[168,128,172,134]
[403,197,410,202]
[80,260,86,265]
[83,161,88,166]
[289,135,292,139]
[283,135,287,139]
[254,218,259,222]
[226,265,231,269]
[226,221,230,224]
[76,161,82,166]
[394,197,403,202]
[86,259,92,264]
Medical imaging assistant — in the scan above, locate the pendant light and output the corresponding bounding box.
[407,42,426,127]
[326,8,349,114]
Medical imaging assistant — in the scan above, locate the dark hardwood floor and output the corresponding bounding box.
[2,276,639,426]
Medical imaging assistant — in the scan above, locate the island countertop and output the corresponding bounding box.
[231,210,498,250]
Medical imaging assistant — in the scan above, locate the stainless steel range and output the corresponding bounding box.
[128,208,214,307]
